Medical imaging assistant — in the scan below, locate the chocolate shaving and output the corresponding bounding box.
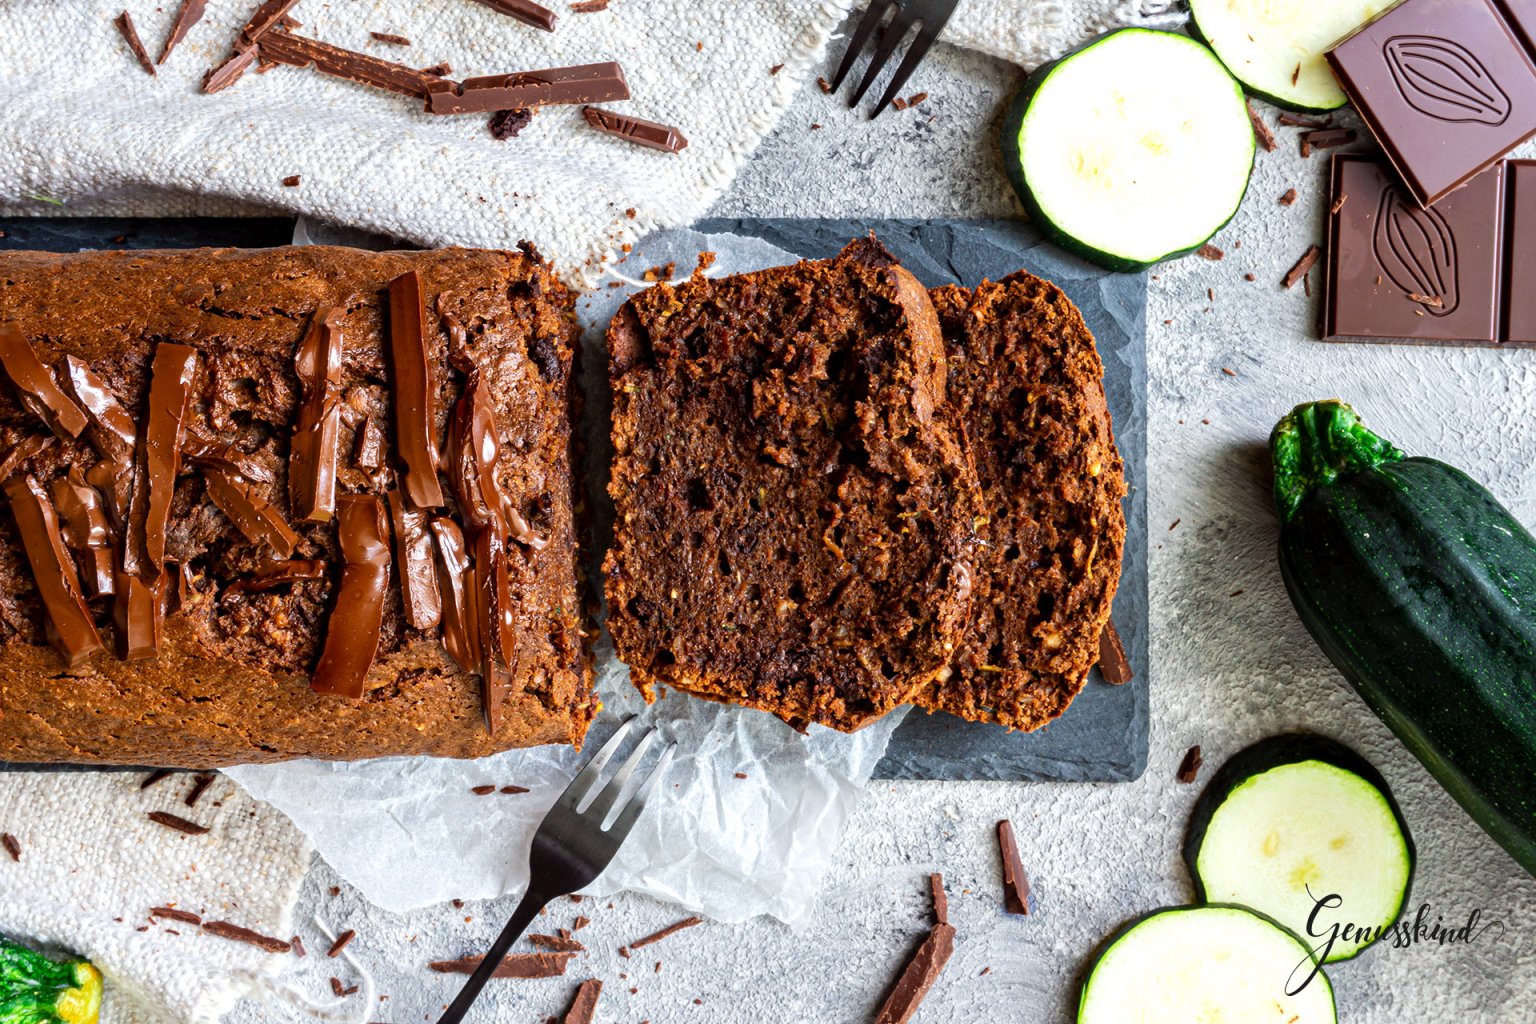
[1177,744,1204,784]
[157,0,208,65]
[1,834,19,862]
[1196,243,1224,261]
[224,559,327,594]
[183,428,274,485]
[63,355,137,464]
[628,916,701,950]
[501,784,528,794]
[370,31,412,46]
[426,62,628,115]
[148,811,209,835]
[0,324,89,440]
[530,933,585,952]
[261,29,452,99]
[997,820,1031,915]
[570,0,610,10]
[238,0,304,48]
[0,434,53,485]
[466,0,558,32]
[202,920,292,953]
[582,106,688,153]
[1096,621,1132,685]
[430,517,477,671]
[203,46,259,93]
[326,929,356,957]
[200,463,300,559]
[184,773,216,807]
[929,873,947,926]
[873,875,955,1024]
[561,979,602,1024]
[386,272,445,508]
[5,474,103,667]
[428,953,573,978]
[1299,127,1356,158]
[289,306,344,523]
[1246,101,1275,152]
[115,11,157,76]
[141,768,174,789]
[489,107,535,140]
[388,490,442,630]
[1278,112,1331,129]
[352,415,385,469]
[311,495,390,698]
[151,906,203,925]
[1282,245,1321,290]
[52,467,115,599]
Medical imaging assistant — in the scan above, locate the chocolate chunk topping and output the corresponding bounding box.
[311,495,391,699]
[201,920,292,953]
[51,467,116,599]
[157,0,208,65]
[184,427,274,485]
[873,875,955,1024]
[147,810,209,835]
[996,819,1031,915]
[1177,744,1204,784]
[469,527,518,731]
[0,324,89,440]
[224,558,327,594]
[261,29,452,99]
[290,306,345,523]
[445,363,510,533]
[352,414,385,470]
[1096,621,1132,685]
[4,474,104,667]
[627,916,701,950]
[581,106,688,153]
[199,463,301,559]
[466,0,558,32]
[561,979,602,1024]
[428,952,573,978]
[63,355,137,464]
[426,62,628,115]
[114,11,157,76]
[388,489,442,630]
[203,46,259,94]
[0,434,52,486]
[430,517,476,671]
[386,272,445,508]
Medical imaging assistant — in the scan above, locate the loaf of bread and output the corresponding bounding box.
[0,245,594,767]
[604,239,984,731]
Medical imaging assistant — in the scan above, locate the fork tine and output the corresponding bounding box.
[556,716,635,810]
[582,727,659,823]
[606,744,676,837]
[870,23,939,118]
[849,11,913,106]
[830,0,898,92]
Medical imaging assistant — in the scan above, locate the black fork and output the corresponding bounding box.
[435,718,673,1024]
[828,0,962,118]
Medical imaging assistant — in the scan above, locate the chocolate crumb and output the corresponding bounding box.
[769,63,784,75]
[370,31,412,45]
[471,785,496,795]
[501,785,530,794]
[1,834,19,862]
[618,946,630,958]
[1246,102,1276,152]
[141,768,174,789]
[569,895,584,903]
[893,96,908,111]
[810,123,822,130]
[1177,745,1204,784]
[282,175,301,187]
[655,961,662,973]
[573,915,590,930]
[148,811,209,836]
[202,921,292,953]
[979,966,991,976]
[185,773,216,807]
[326,929,356,957]
[329,886,340,896]
[451,899,464,908]
[114,11,157,76]
[1168,518,1181,531]
[908,91,928,106]
[1279,188,1298,206]
[330,977,345,997]
[1197,243,1224,261]
[1282,245,1320,289]
[1331,194,1348,215]
[570,0,610,10]
[1221,367,1236,376]
[1406,292,1445,307]
[1244,272,1257,281]
[996,821,1031,915]
[561,979,603,1023]
[489,107,535,140]
[151,906,202,925]
[874,874,956,1023]
[734,772,748,779]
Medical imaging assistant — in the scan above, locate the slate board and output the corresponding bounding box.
[0,216,1146,783]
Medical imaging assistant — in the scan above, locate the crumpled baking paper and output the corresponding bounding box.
[226,228,905,928]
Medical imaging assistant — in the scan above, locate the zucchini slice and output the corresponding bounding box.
[1185,735,1414,962]
[1189,0,1388,112]
[1078,905,1337,1024]
[1002,28,1254,272]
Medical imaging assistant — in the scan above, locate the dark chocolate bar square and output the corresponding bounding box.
[1327,0,1536,207]
[1324,155,1505,344]
[1503,160,1536,342]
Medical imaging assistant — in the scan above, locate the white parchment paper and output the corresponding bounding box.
[226,229,905,928]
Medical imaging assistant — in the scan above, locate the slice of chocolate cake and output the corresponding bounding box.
[604,238,983,731]
[920,272,1126,730]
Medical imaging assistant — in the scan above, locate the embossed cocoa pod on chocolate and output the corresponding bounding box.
[1373,186,1460,317]
[1384,36,1512,127]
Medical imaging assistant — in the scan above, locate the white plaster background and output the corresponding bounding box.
[216,27,1536,1024]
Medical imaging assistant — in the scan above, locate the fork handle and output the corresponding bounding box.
[435,888,548,1024]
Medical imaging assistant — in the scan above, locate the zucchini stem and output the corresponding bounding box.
[1271,401,1404,523]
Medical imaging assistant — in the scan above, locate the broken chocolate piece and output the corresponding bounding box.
[1299,127,1356,158]
[51,467,116,599]
[326,929,356,957]
[224,558,327,594]
[1096,621,1132,685]
[428,953,573,978]
[147,810,209,835]
[115,11,157,76]
[628,916,701,950]
[203,45,259,93]
[63,355,137,464]
[140,768,173,789]
[352,414,385,470]
[581,106,688,153]
[570,0,610,11]
[386,272,445,508]
[929,873,947,926]
[290,306,344,523]
[370,31,412,46]
[430,517,477,671]
[199,463,301,559]
[469,527,518,731]
[1,834,19,862]
[530,933,585,952]
[151,906,203,925]
[873,876,955,1024]
[1246,101,1275,152]
[184,773,215,807]
[466,0,558,32]
[201,920,292,953]
[0,433,52,485]
[4,474,104,667]
[1282,245,1320,290]
[311,495,391,699]
[426,62,629,115]
[157,0,208,65]
[1177,744,1204,783]
[0,324,89,440]
[561,979,602,1024]
[238,0,304,47]
[996,819,1031,916]
[488,107,535,140]
[261,29,452,99]
[388,489,442,630]
[183,427,274,485]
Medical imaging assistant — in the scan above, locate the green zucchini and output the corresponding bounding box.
[1184,734,1414,962]
[0,937,100,1024]
[1000,28,1255,272]
[1272,400,1536,878]
[1078,904,1337,1023]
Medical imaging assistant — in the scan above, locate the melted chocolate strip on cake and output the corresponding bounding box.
[311,494,390,698]
[225,558,327,594]
[0,435,53,487]
[388,489,442,630]
[199,463,301,559]
[290,306,344,522]
[63,355,137,464]
[387,272,445,508]
[0,324,89,440]
[429,517,476,671]
[51,467,116,599]
[470,527,518,732]
[261,29,451,99]
[425,62,628,115]
[4,474,104,666]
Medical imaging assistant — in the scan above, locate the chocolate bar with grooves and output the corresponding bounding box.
[260,29,451,98]
[582,106,688,153]
[425,62,627,115]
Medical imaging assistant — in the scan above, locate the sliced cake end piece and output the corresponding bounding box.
[921,273,1126,730]
[604,238,982,731]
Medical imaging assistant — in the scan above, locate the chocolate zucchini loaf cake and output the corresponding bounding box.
[921,273,1126,730]
[0,245,594,766]
[604,238,983,731]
